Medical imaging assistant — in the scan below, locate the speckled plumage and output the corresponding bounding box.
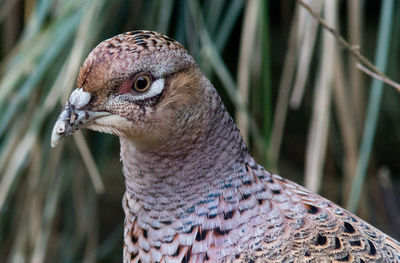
[52,31,400,263]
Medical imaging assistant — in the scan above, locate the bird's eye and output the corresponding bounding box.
[132,74,151,92]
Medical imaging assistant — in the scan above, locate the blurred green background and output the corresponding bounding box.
[0,0,399,262]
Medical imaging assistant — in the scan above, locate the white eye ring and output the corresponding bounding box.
[130,78,165,101]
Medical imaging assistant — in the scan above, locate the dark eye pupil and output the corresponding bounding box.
[136,77,148,90]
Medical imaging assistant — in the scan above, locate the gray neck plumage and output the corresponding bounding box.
[119,88,250,217]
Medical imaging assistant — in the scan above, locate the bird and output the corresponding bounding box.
[51,30,400,263]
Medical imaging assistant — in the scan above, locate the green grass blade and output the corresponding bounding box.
[347,0,395,212]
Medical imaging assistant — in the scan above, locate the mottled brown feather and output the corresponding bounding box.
[65,31,400,263]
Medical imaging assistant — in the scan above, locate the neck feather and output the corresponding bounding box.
[119,88,249,217]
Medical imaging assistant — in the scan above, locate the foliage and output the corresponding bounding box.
[0,1,399,262]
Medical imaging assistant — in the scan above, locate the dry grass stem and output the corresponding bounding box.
[347,0,364,134]
[356,63,400,92]
[297,0,400,94]
[333,52,358,203]
[236,0,259,144]
[74,131,105,194]
[289,1,322,109]
[304,0,336,192]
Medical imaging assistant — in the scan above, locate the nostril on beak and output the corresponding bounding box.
[55,121,66,134]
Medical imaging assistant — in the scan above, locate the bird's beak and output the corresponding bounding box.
[51,88,110,148]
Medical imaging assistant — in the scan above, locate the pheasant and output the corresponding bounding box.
[51,30,400,263]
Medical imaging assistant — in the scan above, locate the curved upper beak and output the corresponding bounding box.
[51,88,110,148]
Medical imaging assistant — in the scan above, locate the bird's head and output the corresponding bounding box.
[51,31,211,150]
